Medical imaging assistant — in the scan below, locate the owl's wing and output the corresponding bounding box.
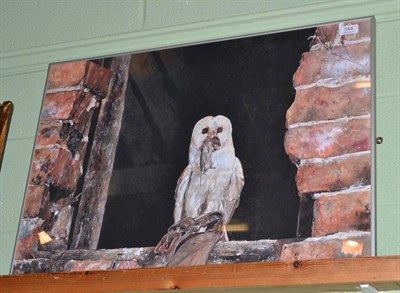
[173,165,192,223]
[223,157,244,224]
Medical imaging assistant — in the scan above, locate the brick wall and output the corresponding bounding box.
[282,19,372,260]
[14,61,112,260]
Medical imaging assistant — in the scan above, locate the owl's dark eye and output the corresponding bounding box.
[201,127,209,134]
[217,127,223,133]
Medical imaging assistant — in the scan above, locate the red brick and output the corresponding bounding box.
[72,107,93,135]
[286,84,371,126]
[47,61,89,90]
[47,61,112,97]
[15,234,40,260]
[41,90,94,121]
[64,259,114,272]
[42,90,82,120]
[312,189,371,237]
[297,152,370,193]
[29,147,61,186]
[294,42,371,87]
[311,19,371,47]
[69,92,98,125]
[84,62,113,97]
[280,232,371,261]
[22,185,48,218]
[37,121,65,146]
[14,218,43,260]
[311,24,337,47]
[285,118,370,160]
[51,148,83,191]
[29,147,83,190]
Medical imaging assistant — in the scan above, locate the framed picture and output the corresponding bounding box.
[12,16,374,274]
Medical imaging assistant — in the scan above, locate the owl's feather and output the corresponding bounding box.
[173,165,192,222]
[223,157,244,224]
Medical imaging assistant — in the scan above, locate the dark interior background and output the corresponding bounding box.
[98,27,316,249]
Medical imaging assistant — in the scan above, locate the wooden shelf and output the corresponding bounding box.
[1,256,399,292]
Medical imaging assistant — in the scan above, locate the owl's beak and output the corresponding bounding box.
[207,131,216,139]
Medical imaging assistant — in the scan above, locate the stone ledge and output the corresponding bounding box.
[12,233,371,274]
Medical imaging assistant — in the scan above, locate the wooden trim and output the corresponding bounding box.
[1,1,397,77]
[1,256,399,292]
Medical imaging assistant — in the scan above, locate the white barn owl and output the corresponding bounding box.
[173,115,244,236]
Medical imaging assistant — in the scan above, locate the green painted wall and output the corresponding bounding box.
[0,0,399,284]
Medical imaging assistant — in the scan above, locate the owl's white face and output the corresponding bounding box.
[190,115,233,150]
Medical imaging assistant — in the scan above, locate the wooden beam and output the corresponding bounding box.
[1,256,399,292]
[70,56,131,250]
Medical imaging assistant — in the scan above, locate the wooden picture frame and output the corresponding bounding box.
[12,17,375,275]
[0,101,14,171]
[2,256,400,292]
